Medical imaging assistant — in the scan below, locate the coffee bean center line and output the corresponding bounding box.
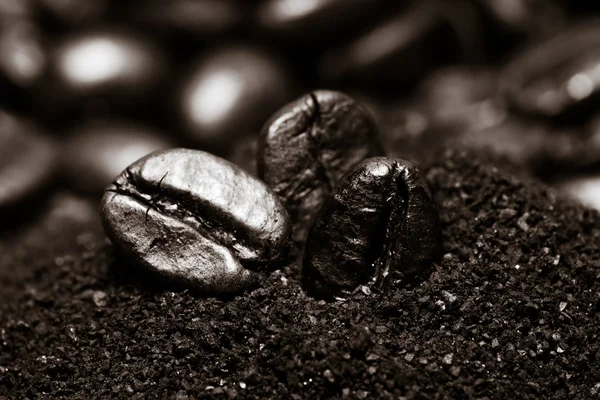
[374,164,409,288]
[307,92,337,193]
[106,167,260,263]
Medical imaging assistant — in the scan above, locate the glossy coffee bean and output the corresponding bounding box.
[0,110,58,215]
[39,29,166,117]
[255,0,389,45]
[101,149,291,294]
[501,20,600,120]
[303,157,442,298]
[62,121,174,194]
[554,173,600,211]
[258,90,383,244]
[178,45,294,153]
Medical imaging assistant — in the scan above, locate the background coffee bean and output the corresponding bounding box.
[61,121,174,194]
[36,28,166,122]
[303,156,442,298]
[101,149,291,294]
[254,0,392,47]
[501,20,600,120]
[0,110,58,218]
[177,45,295,153]
[258,90,383,244]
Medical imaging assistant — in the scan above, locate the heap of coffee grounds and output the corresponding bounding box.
[2,150,599,399]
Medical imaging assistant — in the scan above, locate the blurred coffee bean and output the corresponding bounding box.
[35,0,108,26]
[419,66,507,135]
[258,90,383,244]
[128,0,245,38]
[0,110,58,217]
[537,114,600,174]
[0,18,46,88]
[303,157,442,298]
[455,117,546,168]
[178,45,294,153]
[101,149,291,294]
[38,29,166,120]
[318,1,471,88]
[62,121,175,194]
[225,135,258,175]
[0,0,33,19]
[553,173,600,211]
[255,0,391,46]
[501,20,600,120]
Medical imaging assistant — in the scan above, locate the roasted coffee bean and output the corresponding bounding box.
[62,121,174,194]
[453,117,546,168]
[258,90,383,244]
[501,20,600,120]
[178,45,294,153]
[303,157,442,298]
[38,29,166,118]
[419,66,506,135]
[255,0,390,46]
[553,172,600,211]
[101,149,291,294]
[0,110,58,216]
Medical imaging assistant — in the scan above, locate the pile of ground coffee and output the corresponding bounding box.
[2,150,599,399]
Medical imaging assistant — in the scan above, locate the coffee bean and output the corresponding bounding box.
[37,28,166,119]
[255,0,390,46]
[0,110,58,216]
[62,121,174,194]
[419,66,505,135]
[101,149,291,294]
[258,90,383,244]
[553,172,600,211]
[454,117,547,168]
[303,157,442,298]
[178,45,294,153]
[501,20,600,120]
